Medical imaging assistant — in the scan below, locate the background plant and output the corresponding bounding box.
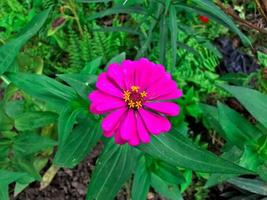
[0,0,267,199]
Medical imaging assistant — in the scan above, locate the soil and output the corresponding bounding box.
[11,143,166,200]
[13,144,103,200]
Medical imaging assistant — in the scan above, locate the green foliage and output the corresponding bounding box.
[169,32,221,95]
[258,51,267,67]
[0,0,263,199]
[87,142,140,200]
[68,27,84,70]
[194,181,209,200]
[139,129,251,174]
[202,85,267,193]
[54,117,101,168]
[0,8,51,75]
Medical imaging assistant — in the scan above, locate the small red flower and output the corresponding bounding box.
[199,16,209,23]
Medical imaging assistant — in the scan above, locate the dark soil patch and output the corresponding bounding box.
[11,142,169,200]
[13,143,103,200]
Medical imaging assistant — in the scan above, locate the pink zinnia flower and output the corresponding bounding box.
[88,58,182,146]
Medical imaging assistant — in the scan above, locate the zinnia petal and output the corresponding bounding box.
[96,73,123,98]
[102,107,127,132]
[139,108,171,135]
[119,109,137,141]
[107,63,125,90]
[144,102,180,116]
[90,101,126,114]
[136,112,150,143]
[121,60,136,89]
[147,78,182,100]
[114,131,127,145]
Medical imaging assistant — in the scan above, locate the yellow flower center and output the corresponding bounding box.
[123,85,147,109]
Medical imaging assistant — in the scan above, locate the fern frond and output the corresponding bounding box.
[80,26,92,63]
[68,27,84,70]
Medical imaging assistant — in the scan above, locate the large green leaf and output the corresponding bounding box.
[0,170,27,185]
[81,57,102,74]
[218,102,261,148]
[106,52,126,66]
[57,74,96,100]
[15,111,58,131]
[87,142,140,200]
[54,118,101,168]
[12,157,41,181]
[169,5,177,72]
[57,104,85,147]
[136,3,164,58]
[205,147,242,188]
[6,73,77,110]
[153,161,185,185]
[151,173,183,200]
[201,104,226,138]
[220,85,267,128]
[159,14,168,65]
[228,177,267,195]
[132,157,150,200]
[0,102,13,131]
[139,130,252,174]
[0,8,51,75]
[87,5,147,21]
[13,133,56,155]
[0,184,8,200]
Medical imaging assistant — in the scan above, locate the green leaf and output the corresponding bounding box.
[205,147,242,188]
[169,5,177,72]
[136,4,164,58]
[57,104,85,147]
[139,130,252,174]
[228,177,267,195]
[54,118,101,168]
[219,73,248,85]
[132,157,150,200]
[57,74,96,100]
[0,170,27,185]
[218,102,260,148]
[154,162,185,185]
[13,133,56,155]
[6,72,77,110]
[0,102,13,131]
[151,173,183,200]
[0,184,8,200]
[15,111,57,131]
[0,8,51,75]
[159,14,168,65]
[220,85,267,128]
[240,146,261,171]
[5,100,24,119]
[14,176,34,197]
[106,52,126,66]
[12,157,41,181]
[87,142,140,200]
[87,5,147,21]
[201,104,226,138]
[92,26,141,36]
[76,0,111,3]
[14,157,49,196]
[81,57,102,74]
